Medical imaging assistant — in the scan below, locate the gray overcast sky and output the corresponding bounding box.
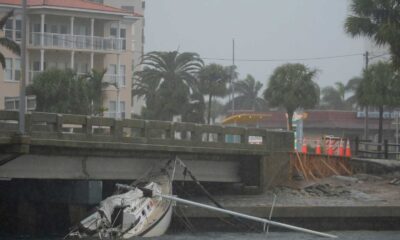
[144,0,366,88]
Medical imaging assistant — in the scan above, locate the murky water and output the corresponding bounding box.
[2,231,400,240]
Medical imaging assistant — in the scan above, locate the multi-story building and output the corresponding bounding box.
[0,0,145,118]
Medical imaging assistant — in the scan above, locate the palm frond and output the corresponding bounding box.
[0,10,13,29]
[0,53,5,69]
[0,37,21,55]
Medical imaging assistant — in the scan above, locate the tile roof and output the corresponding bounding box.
[0,0,141,16]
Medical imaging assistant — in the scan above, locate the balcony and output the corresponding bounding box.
[28,71,125,87]
[29,32,126,52]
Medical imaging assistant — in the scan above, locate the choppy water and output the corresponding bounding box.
[2,231,400,240]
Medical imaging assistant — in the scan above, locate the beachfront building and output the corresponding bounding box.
[0,0,145,118]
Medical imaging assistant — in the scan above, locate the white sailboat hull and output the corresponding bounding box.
[141,204,173,237]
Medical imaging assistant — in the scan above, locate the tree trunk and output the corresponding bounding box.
[364,106,369,140]
[207,94,212,125]
[378,105,384,144]
[287,110,294,131]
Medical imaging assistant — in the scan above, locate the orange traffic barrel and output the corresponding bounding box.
[315,140,321,155]
[345,140,351,157]
[327,139,333,156]
[302,139,308,154]
[339,140,345,156]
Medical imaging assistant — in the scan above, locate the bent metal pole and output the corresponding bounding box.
[156,193,337,238]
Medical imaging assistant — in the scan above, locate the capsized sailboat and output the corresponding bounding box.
[66,168,172,239]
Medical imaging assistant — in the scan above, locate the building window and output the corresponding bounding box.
[108,100,116,118]
[5,58,13,80]
[4,96,36,111]
[120,28,126,50]
[120,101,126,119]
[4,58,21,81]
[4,18,13,39]
[14,58,21,81]
[107,101,125,119]
[4,97,17,110]
[15,18,21,41]
[110,24,118,38]
[120,65,126,87]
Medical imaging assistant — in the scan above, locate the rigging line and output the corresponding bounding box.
[203,53,364,62]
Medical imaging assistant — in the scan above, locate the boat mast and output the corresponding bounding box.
[155,192,337,239]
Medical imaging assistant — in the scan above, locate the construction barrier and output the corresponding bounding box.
[298,136,351,158]
[290,152,352,181]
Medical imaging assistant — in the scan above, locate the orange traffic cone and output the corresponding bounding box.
[345,140,351,157]
[315,140,321,155]
[327,139,333,156]
[302,139,308,154]
[339,139,345,156]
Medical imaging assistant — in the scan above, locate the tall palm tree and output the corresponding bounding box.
[345,0,400,68]
[83,69,108,116]
[0,10,20,68]
[345,76,363,108]
[132,68,162,118]
[264,63,320,130]
[134,51,204,121]
[227,74,268,112]
[356,61,399,144]
[198,63,229,124]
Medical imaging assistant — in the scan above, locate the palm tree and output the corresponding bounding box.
[198,63,229,124]
[356,61,399,144]
[0,10,20,68]
[83,69,108,116]
[345,0,400,68]
[227,74,268,112]
[320,81,347,110]
[345,76,363,108]
[264,63,320,130]
[182,91,206,123]
[320,86,345,110]
[334,82,346,102]
[133,68,160,108]
[134,51,203,120]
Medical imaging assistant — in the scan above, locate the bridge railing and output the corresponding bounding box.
[0,111,292,153]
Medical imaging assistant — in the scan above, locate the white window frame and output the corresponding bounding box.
[4,58,13,81]
[120,65,126,87]
[15,16,21,41]
[4,96,36,111]
[4,58,21,82]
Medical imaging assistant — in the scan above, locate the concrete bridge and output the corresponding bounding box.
[0,110,293,192]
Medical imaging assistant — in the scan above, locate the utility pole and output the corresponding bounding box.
[231,39,235,115]
[363,51,369,140]
[19,0,27,134]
